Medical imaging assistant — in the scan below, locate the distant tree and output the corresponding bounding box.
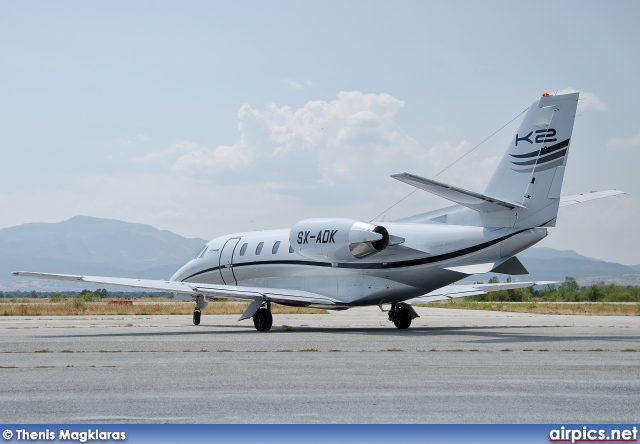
[586,285,604,302]
[558,276,580,301]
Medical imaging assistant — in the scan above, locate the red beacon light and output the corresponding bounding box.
[542,93,550,97]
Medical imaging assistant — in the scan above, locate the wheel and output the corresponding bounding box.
[253,308,273,332]
[193,310,201,325]
[393,307,412,329]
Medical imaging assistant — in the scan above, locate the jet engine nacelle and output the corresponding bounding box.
[289,218,389,261]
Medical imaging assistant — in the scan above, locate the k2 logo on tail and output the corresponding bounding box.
[516,129,557,146]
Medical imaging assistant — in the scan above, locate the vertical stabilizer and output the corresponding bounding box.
[484,92,579,227]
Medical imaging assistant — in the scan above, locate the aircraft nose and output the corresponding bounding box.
[170,260,194,282]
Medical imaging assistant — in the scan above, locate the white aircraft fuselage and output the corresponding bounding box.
[171,224,547,306]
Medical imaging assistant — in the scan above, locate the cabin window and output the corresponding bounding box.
[272,241,280,254]
[239,243,248,256]
[199,248,209,259]
[194,246,207,259]
[289,246,294,253]
[255,242,264,255]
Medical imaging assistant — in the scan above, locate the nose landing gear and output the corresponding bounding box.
[193,309,201,325]
[193,295,208,326]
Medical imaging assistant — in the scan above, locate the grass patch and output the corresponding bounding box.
[278,349,293,352]
[589,349,605,352]
[299,349,318,352]
[35,349,51,353]
[445,349,466,352]
[328,349,342,352]
[216,349,232,353]
[60,350,74,353]
[199,349,209,352]
[0,299,328,316]
[621,349,638,352]
[418,300,640,316]
[384,348,404,352]
[125,323,134,327]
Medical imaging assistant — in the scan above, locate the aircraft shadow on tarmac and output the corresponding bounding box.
[40,324,640,345]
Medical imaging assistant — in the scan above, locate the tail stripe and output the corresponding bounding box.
[512,148,567,166]
[509,138,570,159]
[513,158,565,174]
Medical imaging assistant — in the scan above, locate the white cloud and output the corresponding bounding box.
[138,91,476,201]
[557,87,608,111]
[606,131,640,150]
[125,91,499,229]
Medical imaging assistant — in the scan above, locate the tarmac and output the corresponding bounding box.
[1,306,639,423]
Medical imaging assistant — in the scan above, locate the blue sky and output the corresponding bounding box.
[1,1,639,264]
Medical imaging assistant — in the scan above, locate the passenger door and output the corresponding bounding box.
[219,238,240,285]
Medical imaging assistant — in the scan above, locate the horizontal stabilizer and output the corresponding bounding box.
[392,172,525,212]
[560,190,626,207]
[405,281,555,304]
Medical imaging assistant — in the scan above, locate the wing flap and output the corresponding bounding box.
[392,172,525,212]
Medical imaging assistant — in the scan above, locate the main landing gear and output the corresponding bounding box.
[252,306,273,332]
[387,302,418,329]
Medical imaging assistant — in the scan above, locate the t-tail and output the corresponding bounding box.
[484,92,579,227]
[392,92,580,228]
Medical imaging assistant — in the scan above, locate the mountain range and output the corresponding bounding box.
[0,216,206,291]
[1,216,638,291]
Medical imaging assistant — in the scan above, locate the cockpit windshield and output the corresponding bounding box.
[194,245,207,259]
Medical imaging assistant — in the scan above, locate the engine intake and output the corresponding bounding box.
[289,218,390,261]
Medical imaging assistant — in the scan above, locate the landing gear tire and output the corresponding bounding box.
[193,310,201,326]
[393,307,412,329]
[253,308,273,332]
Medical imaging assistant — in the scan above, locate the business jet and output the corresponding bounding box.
[14,92,624,331]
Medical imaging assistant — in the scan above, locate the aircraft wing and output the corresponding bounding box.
[11,271,344,308]
[559,190,625,207]
[405,281,555,304]
[391,172,526,212]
